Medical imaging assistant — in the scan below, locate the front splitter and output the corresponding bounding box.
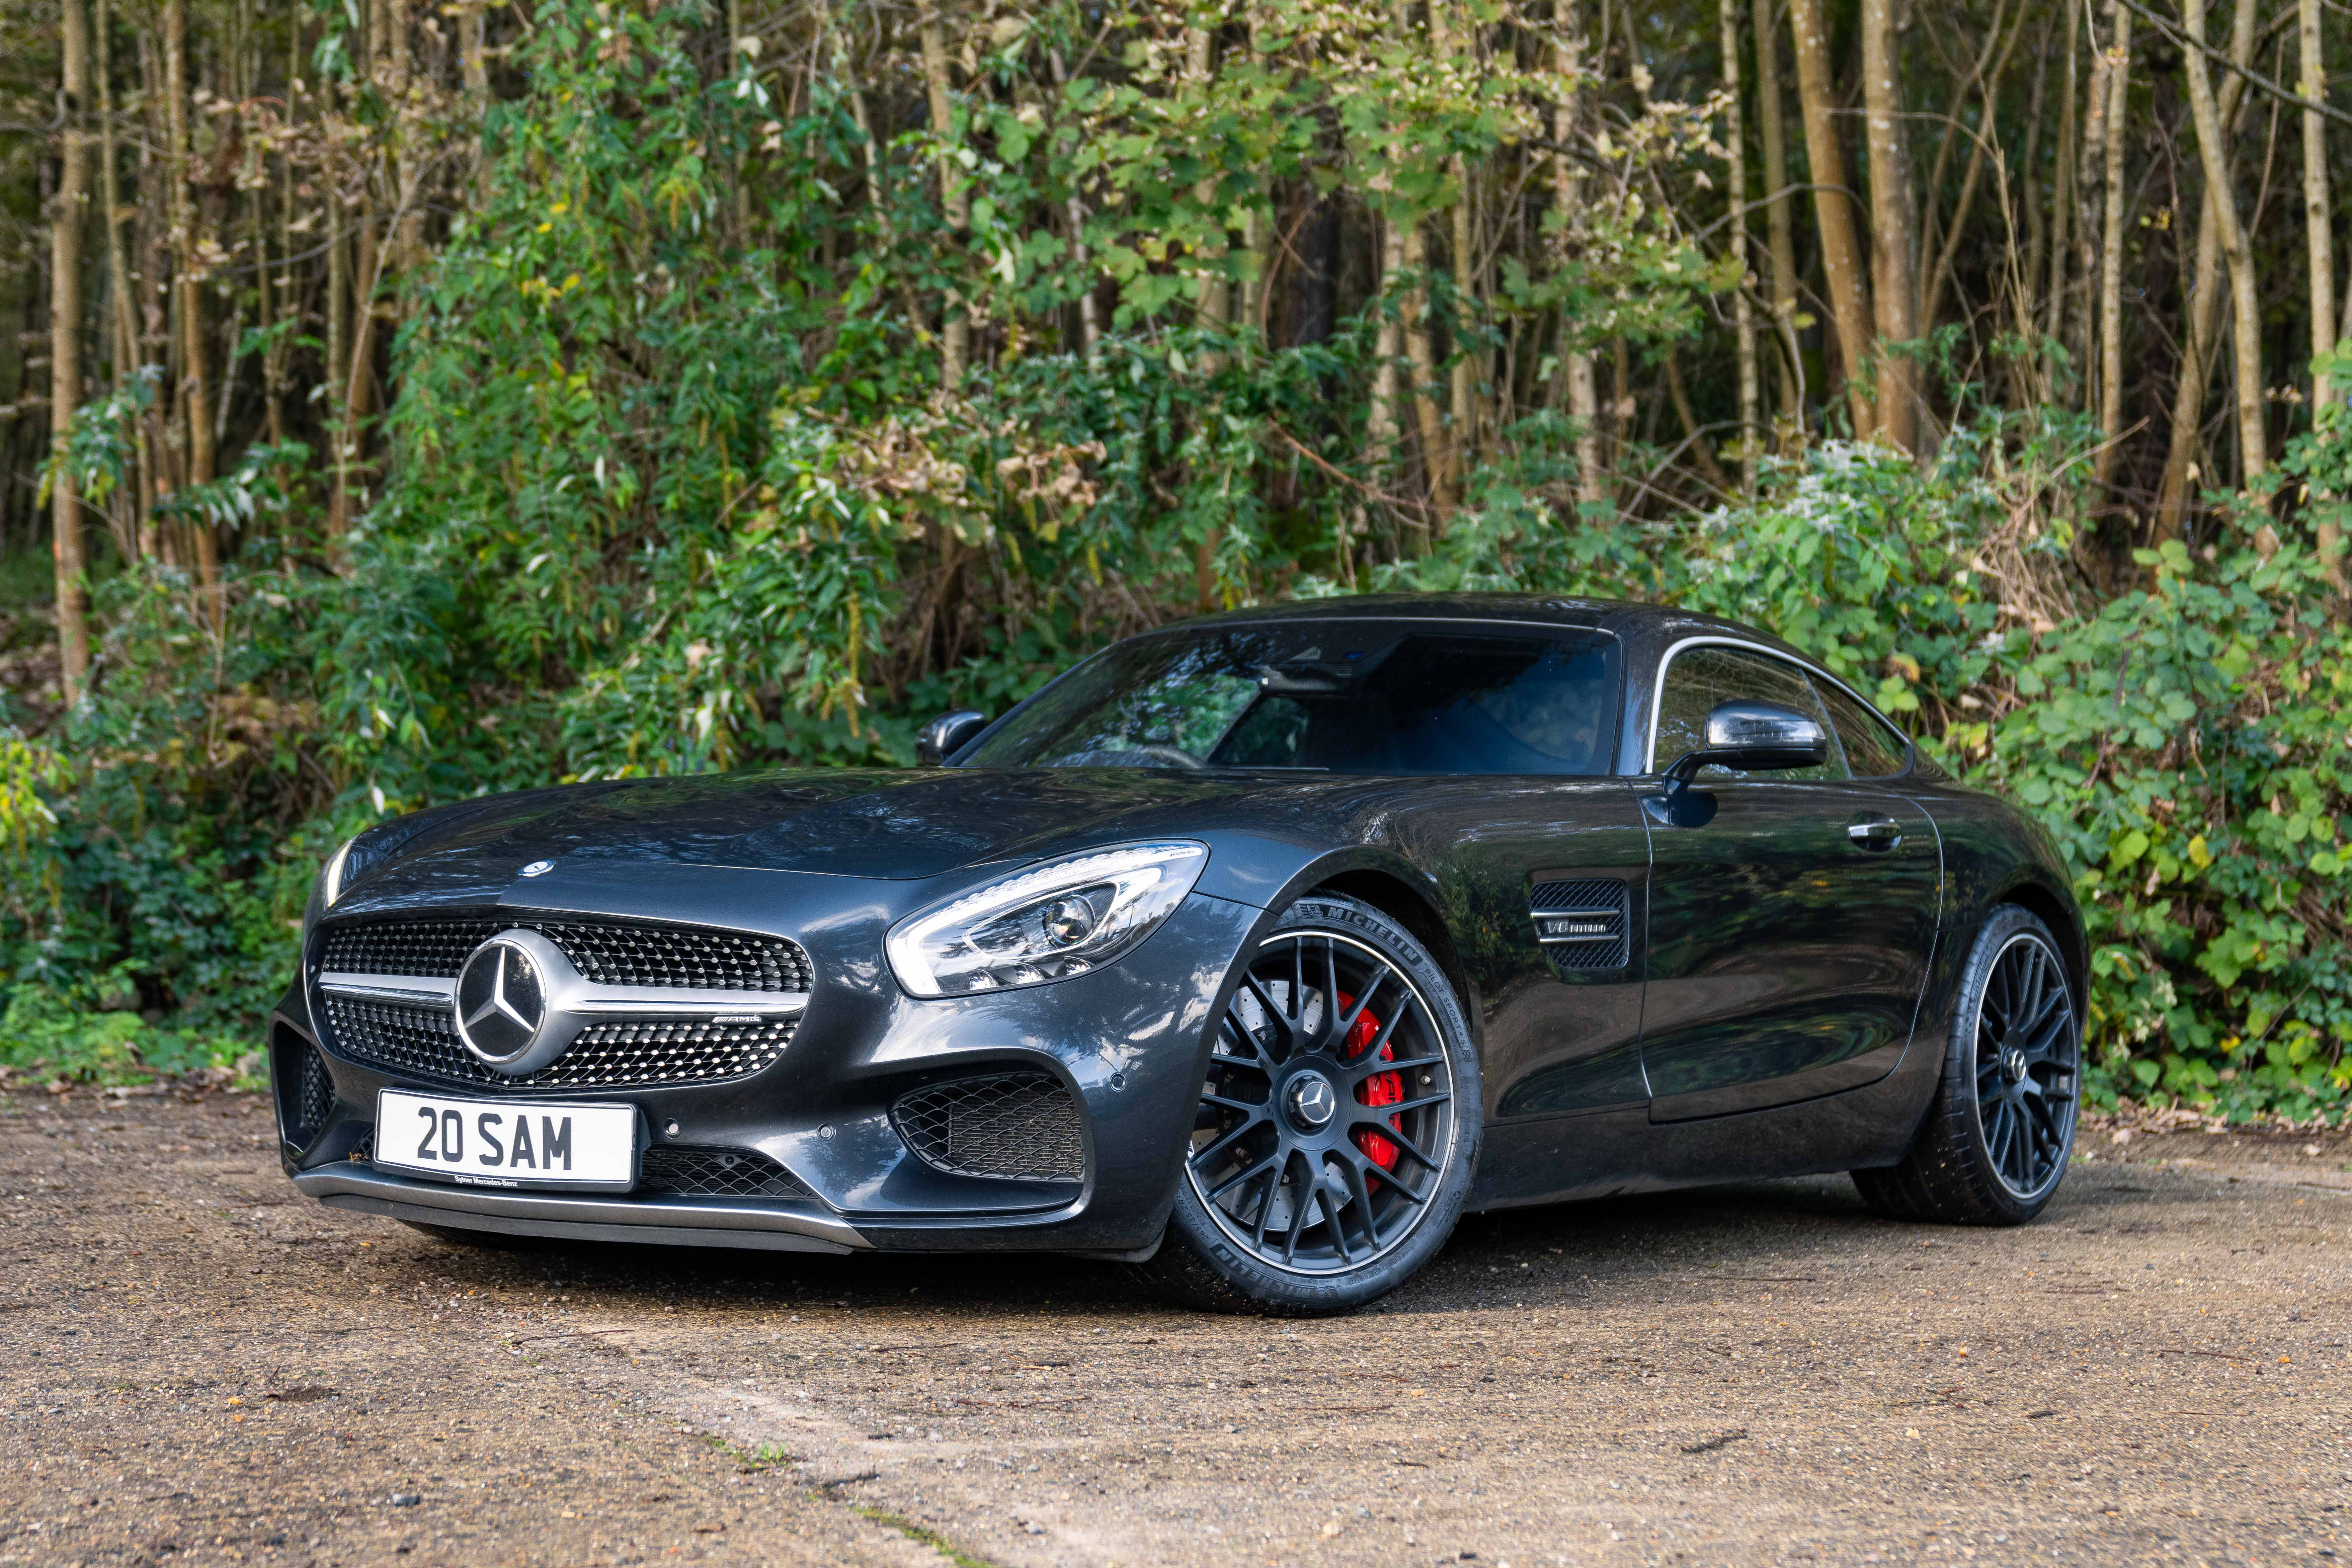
[295,1163,870,1254]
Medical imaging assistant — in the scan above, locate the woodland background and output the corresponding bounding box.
[0,0,2344,1117]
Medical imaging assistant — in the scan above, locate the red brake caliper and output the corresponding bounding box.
[1338,991,1404,1176]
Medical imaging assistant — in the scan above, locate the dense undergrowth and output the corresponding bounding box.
[1,0,2345,1121]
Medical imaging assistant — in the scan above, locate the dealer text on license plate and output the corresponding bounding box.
[374,1090,640,1191]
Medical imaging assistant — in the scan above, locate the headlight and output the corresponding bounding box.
[319,835,360,907]
[886,841,1208,997]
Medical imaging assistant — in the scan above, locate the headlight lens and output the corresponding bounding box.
[886,841,1208,997]
[319,835,360,907]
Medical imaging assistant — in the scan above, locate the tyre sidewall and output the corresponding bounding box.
[1160,895,1482,1314]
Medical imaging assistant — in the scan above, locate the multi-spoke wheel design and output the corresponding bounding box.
[1854,904,2081,1226]
[1186,928,1456,1276]
[1970,929,2079,1201]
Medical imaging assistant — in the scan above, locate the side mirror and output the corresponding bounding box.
[915,709,989,766]
[1661,699,1828,789]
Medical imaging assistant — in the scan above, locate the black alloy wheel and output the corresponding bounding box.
[1137,894,1480,1314]
[1971,926,2080,1200]
[1854,904,2081,1225]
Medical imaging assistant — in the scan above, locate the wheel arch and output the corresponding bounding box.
[1984,872,2087,1010]
[1303,865,1482,1044]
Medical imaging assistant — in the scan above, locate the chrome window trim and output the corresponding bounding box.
[1641,634,1914,776]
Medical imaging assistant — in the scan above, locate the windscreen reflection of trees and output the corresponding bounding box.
[968,633,1618,775]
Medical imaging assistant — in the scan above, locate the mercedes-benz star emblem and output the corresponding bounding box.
[454,937,548,1068]
[518,859,555,878]
[1287,1072,1338,1131]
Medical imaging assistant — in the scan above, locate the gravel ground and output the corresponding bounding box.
[3,1090,2348,1568]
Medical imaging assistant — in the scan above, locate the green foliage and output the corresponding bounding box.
[4,0,2344,1122]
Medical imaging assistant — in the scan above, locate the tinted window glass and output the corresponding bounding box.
[1813,676,1911,776]
[1652,645,1840,781]
[964,626,1621,775]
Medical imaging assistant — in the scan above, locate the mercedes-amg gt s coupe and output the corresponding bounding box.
[270,594,2083,1313]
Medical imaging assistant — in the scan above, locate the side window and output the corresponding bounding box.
[1652,645,1841,781]
[1812,677,1912,777]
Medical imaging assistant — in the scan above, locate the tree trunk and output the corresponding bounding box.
[1369,212,1404,485]
[2155,0,2254,535]
[918,13,969,391]
[463,0,490,204]
[163,0,220,615]
[2095,0,2132,490]
[1450,160,1478,474]
[1721,0,1760,489]
[1751,0,1803,434]
[1188,23,1229,360]
[96,0,146,554]
[1788,0,1877,438]
[2302,0,2336,403]
[2299,0,2346,599]
[1403,220,1455,520]
[1860,0,1916,451]
[2043,0,2081,351]
[51,0,92,702]
[1553,23,1607,513]
[2182,0,2267,483]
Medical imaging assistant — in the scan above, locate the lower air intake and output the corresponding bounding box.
[638,1146,814,1201]
[891,1071,1085,1182]
[298,1048,336,1143]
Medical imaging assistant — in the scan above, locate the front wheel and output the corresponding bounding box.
[1134,894,1481,1315]
[1854,904,2082,1225]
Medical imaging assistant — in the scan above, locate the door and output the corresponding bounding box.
[1636,643,1941,1121]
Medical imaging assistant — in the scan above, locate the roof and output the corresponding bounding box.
[1167,592,1818,667]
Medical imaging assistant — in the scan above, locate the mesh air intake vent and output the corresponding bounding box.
[297,1048,336,1143]
[890,1071,1085,1182]
[1528,878,1630,972]
[639,1146,815,1200]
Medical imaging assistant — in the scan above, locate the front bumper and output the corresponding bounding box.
[270,871,1267,1256]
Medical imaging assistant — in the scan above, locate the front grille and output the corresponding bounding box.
[298,1048,336,1141]
[320,920,499,977]
[1528,878,1630,971]
[319,995,797,1090]
[639,1145,814,1200]
[891,1072,1084,1182]
[319,917,811,992]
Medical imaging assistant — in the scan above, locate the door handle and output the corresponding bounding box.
[1846,814,1903,851]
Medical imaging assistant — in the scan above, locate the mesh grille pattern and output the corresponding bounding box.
[320,995,796,1089]
[533,922,810,992]
[1529,878,1630,971]
[639,1145,814,1200]
[321,920,497,977]
[298,1048,336,1140]
[319,917,811,992]
[891,1072,1085,1182]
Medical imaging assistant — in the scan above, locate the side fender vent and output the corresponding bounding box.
[1528,878,1630,972]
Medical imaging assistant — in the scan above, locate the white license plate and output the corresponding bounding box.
[375,1090,641,1192]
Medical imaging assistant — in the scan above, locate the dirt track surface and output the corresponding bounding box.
[3,1091,2348,1568]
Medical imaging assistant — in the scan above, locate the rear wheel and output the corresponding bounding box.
[1854,904,2081,1225]
[1134,894,1480,1315]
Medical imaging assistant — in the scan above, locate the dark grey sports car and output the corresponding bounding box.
[271,594,2085,1313]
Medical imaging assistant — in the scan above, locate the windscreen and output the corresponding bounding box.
[962,624,1621,775]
